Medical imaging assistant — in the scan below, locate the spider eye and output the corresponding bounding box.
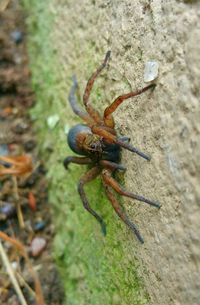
[90,144,95,149]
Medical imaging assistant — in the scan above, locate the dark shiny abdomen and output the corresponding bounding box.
[67,124,91,155]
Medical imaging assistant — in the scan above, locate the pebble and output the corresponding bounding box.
[0,202,16,219]
[30,237,47,257]
[33,220,46,232]
[11,261,18,270]
[10,30,23,44]
[144,61,159,82]
[47,114,60,129]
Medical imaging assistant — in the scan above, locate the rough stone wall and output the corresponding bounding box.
[27,0,200,304]
[52,1,200,304]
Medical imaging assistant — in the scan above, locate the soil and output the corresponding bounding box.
[0,1,64,304]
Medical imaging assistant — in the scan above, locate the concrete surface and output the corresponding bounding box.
[26,0,200,304]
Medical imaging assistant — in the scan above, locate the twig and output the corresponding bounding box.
[12,176,25,228]
[0,231,45,305]
[0,240,28,305]
[16,271,36,299]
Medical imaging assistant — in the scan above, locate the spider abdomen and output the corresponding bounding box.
[67,124,91,155]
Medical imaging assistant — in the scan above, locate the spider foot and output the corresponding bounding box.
[153,200,161,209]
[132,194,161,208]
[99,220,107,236]
[128,220,144,244]
[116,138,151,161]
[63,157,71,170]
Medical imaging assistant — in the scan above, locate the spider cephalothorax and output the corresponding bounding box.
[64,51,160,243]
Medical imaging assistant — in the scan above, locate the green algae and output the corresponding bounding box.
[23,1,150,304]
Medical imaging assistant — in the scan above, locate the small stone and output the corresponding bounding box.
[11,261,18,270]
[30,237,47,257]
[10,30,23,44]
[33,220,46,232]
[47,114,60,129]
[144,61,159,82]
[0,202,16,220]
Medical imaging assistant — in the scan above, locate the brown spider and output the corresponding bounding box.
[64,51,160,243]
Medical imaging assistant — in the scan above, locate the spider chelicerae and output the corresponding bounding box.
[64,51,160,243]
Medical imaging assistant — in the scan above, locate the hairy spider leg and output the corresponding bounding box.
[103,83,156,128]
[99,160,126,171]
[78,166,107,235]
[103,180,144,243]
[83,51,111,124]
[68,75,94,125]
[91,125,151,161]
[102,169,161,208]
[63,156,92,170]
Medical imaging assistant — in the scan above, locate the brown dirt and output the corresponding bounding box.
[0,1,64,304]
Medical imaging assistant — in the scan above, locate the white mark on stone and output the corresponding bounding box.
[47,114,60,129]
[144,61,159,82]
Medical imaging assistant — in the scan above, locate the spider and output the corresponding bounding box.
[63,51,160,243]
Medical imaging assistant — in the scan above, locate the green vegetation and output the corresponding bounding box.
[23,1,149,304]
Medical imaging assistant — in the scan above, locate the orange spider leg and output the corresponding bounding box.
[102,169,161,208]
[102,181,144,243]
[103,83,156,128]
[83,51,111,123]
[91,125,151,160]
[69,75,94,125]
[63,156,92,170]
[78,166,107,235]
[99,160,126,171]
[94,124,117,135]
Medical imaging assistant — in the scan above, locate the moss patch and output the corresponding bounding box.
[23,1,149,304]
